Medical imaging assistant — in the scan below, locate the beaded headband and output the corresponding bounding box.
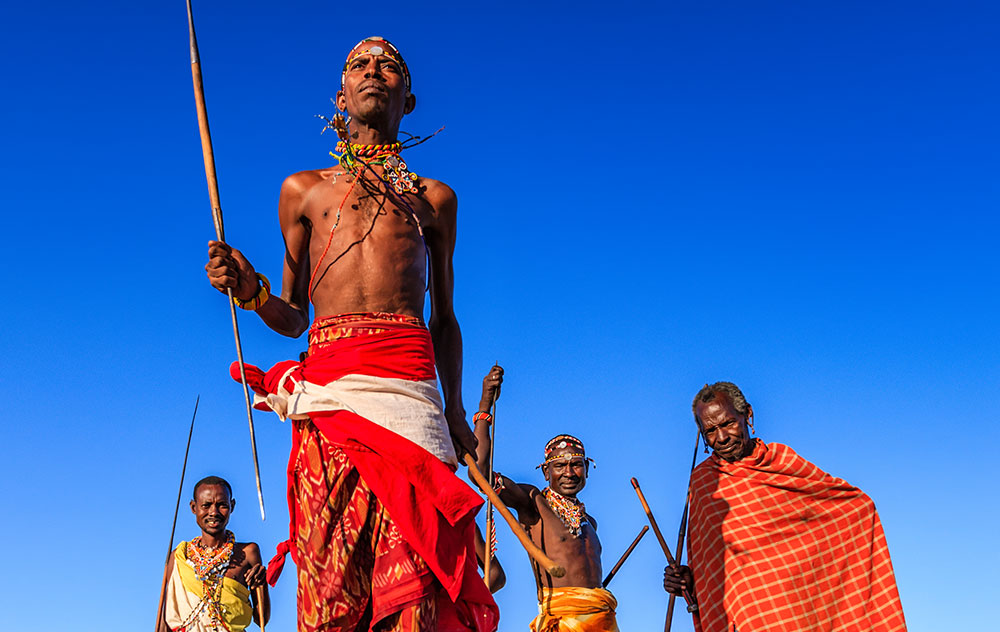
[545,434,585,457]
[537,434,595,469]
[342,37,411,96]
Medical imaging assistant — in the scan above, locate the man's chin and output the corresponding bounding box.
[715,445,744,462]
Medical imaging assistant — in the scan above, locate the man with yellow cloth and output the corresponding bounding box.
[474,366,619,632]
[157,476,270,632]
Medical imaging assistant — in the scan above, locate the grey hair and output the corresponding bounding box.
[692,382,752,424]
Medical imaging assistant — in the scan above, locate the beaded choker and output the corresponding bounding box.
[543,487,587,537]
[182,531,235,631]
[333,140,419,195]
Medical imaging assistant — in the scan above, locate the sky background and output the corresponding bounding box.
[1,1,997,630]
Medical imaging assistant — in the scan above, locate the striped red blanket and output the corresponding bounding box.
[687,440,905,632]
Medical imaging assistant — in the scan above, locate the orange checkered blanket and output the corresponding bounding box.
[687,440,906,631]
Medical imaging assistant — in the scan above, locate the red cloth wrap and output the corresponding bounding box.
[232,319,497,632]
[687,440,906,632]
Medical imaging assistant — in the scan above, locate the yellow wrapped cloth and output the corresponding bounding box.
[164,542,253,632]
[530,586,620,632]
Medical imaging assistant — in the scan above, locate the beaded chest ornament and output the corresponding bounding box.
[543,487,588,537]
[179,531,236,632]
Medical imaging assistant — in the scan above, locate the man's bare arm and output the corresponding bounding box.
[244,543,271,626]
[205,174,313,338]
[424,184,476,456]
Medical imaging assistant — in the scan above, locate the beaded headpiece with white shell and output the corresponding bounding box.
[341,36,411,96]
[537,434,596,469]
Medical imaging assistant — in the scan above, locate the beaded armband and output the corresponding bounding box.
[492,472,505,494]
[473,411,494,425]
[234,273,271,311]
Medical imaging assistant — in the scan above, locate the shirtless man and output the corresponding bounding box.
[158,476,269,632]
[204,37,495,632]
[474,366,619,632]
[204,36,474,457]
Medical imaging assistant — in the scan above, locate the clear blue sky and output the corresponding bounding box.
[1,1,996,630]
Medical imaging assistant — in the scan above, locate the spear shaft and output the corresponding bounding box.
[665,430,703,630]
[602,525,648,588]
[186,0,265,520]
[154,396,200,632]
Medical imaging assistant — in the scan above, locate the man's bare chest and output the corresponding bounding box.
[305,175,429,242]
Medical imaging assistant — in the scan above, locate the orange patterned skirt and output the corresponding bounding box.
[293,417,438,631]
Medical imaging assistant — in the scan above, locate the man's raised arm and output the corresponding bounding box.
[473,365,503,475]
[424,184,476,457]
[205,173,313,338]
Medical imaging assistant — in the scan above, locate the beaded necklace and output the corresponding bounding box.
[543,487,587,537]
[307,112,436,301]
[179,531,235,631]
[333,140,419,196]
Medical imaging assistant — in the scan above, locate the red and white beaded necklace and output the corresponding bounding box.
[543,487,587,537]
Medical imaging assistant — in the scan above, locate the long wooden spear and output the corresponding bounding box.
[154,395,200,632]
[464,453,566,578]
[482,364,499,588]
[602,525,648,588]
[664,430,702,628]
[185,0,265,520]
[630,477,698,624]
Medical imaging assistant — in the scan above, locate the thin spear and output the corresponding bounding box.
[185,0,265,520]
[154,395,200,632]
[602,525,648,588]
[664,430,702,630]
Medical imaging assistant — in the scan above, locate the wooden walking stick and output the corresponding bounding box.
[186,0,265,520]
[602,525,648,588]
[482,364,499,588]
[463,453,566,578]
[481,408,495,586]
[631,477,698,618]
[255,585,267,631]
[665,430,702,628]
[154,396,200,632]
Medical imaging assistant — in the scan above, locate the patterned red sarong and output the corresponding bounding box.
[234,313,498,632]
[687,440,906,632]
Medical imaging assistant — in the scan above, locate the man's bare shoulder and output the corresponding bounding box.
[279,168,338,223]
[236,541,263,564]
[419,177,457,215]
[282,168,332,196]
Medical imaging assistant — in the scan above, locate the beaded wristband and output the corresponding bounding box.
[492,472,505,494]
[234,273,271,311]
[473,411,494,425]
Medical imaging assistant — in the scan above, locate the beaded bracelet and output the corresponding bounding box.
[473,411,494,425]
[233,273,271,311]
[492,472,505,494]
